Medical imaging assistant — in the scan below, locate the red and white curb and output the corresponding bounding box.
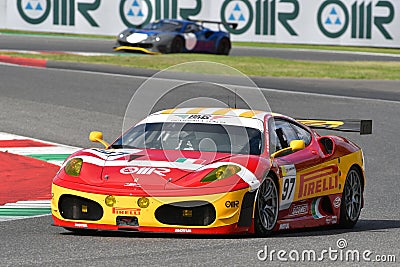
[0,49,115,57]
[0,132,79,166]
[0,50,118,68]
[0,132,80,222]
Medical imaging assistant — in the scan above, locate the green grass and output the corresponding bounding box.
[3,52,400,80]
[233,42,400,55]
[2,29,400,80]
[2,28,400,55]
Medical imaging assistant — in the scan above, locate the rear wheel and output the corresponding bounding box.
[170,37,184,53]
[254,176,279,236]
[339,167,363,228]
[217,38,231,55]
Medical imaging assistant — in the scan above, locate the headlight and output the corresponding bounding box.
[148,34,160,42]
[64,158,83,176]
[201,165,241,183]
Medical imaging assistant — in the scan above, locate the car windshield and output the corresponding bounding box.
[111,122,263,155]
[142,21,183,32]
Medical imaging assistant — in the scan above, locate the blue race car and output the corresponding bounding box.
[114,19,233,55]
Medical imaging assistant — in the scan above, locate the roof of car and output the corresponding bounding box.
[155,108,275,119]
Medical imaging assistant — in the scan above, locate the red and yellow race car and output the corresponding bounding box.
[51,108,371,235]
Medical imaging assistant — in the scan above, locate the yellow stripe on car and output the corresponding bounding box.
[113,46,161,55]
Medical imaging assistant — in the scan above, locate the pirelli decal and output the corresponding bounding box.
[297,165,339,200]
[112,207,141,216]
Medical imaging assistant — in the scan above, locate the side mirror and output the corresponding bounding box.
[271,139,305,158]
[290,140,305,152]
[89,131,110,148]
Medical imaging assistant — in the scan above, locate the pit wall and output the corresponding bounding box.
[1,0,399,47]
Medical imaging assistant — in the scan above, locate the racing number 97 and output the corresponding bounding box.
[282,178,295,200]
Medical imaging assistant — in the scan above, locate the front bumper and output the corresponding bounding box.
[51,184,253,234]
[113,45,161,55]
[113,40,162,55]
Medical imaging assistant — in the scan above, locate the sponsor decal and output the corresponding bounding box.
[311,198,324,219]
[120,166,171,176]
[187,114,211,120]
[325,215,338,225]
[89,148,141,160]
[74,223,88,228]
[289,203,308,216]
[298,165,339,199]
[124,182,141,188]
[326,216,332,224]
[225,200,239,208]
[112,207,141,216]
[174,228,192,233]
[175,158,204,164]
[333,196,341,208]
[279,223,290,230]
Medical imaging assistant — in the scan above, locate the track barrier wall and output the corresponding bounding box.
[1,0,399,47]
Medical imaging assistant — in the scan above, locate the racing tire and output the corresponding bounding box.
[170,37,184,53]
[254,175,279,236]
[339,167,363,228]
[217,38,231,55]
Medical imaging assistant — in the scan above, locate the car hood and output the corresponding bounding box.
[64,148,260,191]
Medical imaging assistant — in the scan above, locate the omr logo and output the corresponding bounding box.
[221,0,299,36]
[120,0,152,28]
[227,2,247,23]
[17,0,50,24]
[318,0,394,40]
[221,0,253,34]
[23,0,45,12]
[17,0,101,26]
[318,1,349,38]
[324,7,344,26]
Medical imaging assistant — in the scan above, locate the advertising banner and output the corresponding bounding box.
[4,0,400,48]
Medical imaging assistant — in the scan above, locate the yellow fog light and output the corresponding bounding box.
[105,195,116,207]
[137,197,150,208]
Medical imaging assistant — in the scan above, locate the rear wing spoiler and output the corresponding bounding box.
[296,119,372,135]
[188,18,238,30]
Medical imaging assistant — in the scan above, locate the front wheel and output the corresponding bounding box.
[339,167,363,228]
[254,176,279,236]
[170,37,184,53]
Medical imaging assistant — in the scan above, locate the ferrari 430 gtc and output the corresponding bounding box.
[114,19,232,55]
[51,108,371,235]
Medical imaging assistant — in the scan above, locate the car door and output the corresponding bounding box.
[183,23,213,52]
[269,117,339,212]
